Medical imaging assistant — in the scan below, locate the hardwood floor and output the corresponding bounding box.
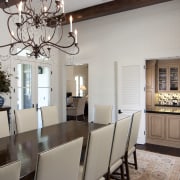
[137,143,180,157]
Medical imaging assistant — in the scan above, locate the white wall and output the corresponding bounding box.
[62,0,180,143]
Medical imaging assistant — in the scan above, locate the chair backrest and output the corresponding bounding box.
[15,108,38,133]
[0,111,10,138]
[41,106,59,127]
[0,161,21,180]
[94,105,113,124]
[109,116,132,168]
[75,97,86,116]
[83,124,114,180]
[35,137,83,180]
[127,111,142,151]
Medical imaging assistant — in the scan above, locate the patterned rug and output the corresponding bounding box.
[128,149,180,180]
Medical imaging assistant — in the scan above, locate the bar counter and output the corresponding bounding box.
[145,106,180,115]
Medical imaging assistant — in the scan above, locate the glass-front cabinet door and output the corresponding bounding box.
[158,67,167,91]
[170,67,179,91]
[158,65,179,92]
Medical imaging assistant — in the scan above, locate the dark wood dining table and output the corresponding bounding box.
[0,120,105,180]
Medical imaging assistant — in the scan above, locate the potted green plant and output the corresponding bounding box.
[0,62,11,107]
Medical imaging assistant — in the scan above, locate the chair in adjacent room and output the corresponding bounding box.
[93,105,113,124]
[67,97,86,120]
[108,116,132,180]
[0,161,21,180]
[0,111,10,138]
[79,124,115,180]
[124,110,142,180]
[34,137,83,180]
[40,106,59,127]
[14,108,38,133]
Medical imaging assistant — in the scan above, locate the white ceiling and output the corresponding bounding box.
[64,0,113,13]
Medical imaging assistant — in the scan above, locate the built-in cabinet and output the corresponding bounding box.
[146,113,180,148]
[146,60,156,109]
[157,61,179,92]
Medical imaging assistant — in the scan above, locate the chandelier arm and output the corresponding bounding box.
[41,31,76,49]
[48,24,57,42]
[3,8,18,16]
[7,14,28,44]
[41,40,73,49]
[49,41,76,49]
[15,22,34,45]
[40,26,46,43]
[46,0,53,12]
[21,16,34,27]
[49,43,79,55]
[41,0,61,16]
[9,43,31,56]
[22,11,34,19]
[0,43,15,48]
[7,15,19,43]
[56,32,76,48]
[16,26,25,43]
[55,24,63,44]
[23,2,34,18]
[40,47,49,57]
[43,9,60,17]
[40,24,57,45]
[39,0,55,19]
[25,0,33,14]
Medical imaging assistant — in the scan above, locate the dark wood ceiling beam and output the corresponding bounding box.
[0,0,26,9]
[0,0,173,26]
[64,0,172,24]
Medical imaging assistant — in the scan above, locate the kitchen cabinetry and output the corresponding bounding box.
[157,61,179,92]
[146,60,156,109]
[146,112,180,148]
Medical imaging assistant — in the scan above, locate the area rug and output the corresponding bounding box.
[128,149,180,180]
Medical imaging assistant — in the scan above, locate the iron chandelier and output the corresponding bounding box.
[0,0,79,58]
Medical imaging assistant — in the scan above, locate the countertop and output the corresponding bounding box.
[145,106,180,115]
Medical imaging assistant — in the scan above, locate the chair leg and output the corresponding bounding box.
[133,149,138,170]
[120,164,124,180]
[124,153,130,180]
[110,168,123,180]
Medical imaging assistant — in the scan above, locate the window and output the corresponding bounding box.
[75,76,83,96]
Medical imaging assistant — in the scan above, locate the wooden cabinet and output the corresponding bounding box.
[166,115,180,142]
[146,60,156,109]
[157,61,179,92]
[146,113,180,148]
[146,113,165,140]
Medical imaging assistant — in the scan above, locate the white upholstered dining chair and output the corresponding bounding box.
[93,105,113,124]
[40,106,59,127]
[0,111,10,138]
[79,124,115,180]
[35,137,83,180]
[124,110,142,180]
[14,108,38,133]
[67,97,86,120]
[0,161,21,180]
[108,116,132,179]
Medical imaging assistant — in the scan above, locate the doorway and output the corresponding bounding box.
[14,59,52,128]
[66,64,88,120]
